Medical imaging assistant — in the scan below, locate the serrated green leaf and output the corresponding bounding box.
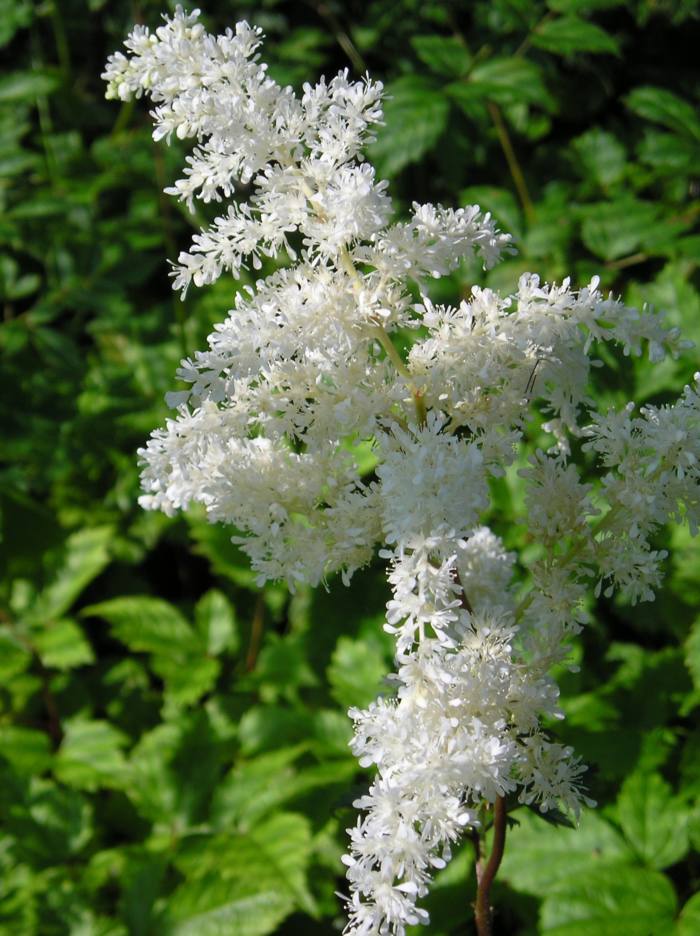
[238,705,314,757]
[194,589,239,656]
[168,813,317,933]
[188,516,259,589]
[533,16,619,56]
[125,711,226,829]
[32,617,94,670]
[0,726,51,774]
[0,628,31,680]
[186,813,315,911]
[410,35,472,78]
[54,718,129,791]
[82,595,194,653]
[327,635,390,710]
[250,633,318,702]
[448,57,554,110]
[572,128,627,187]
[119,851,166,936]
[82,595,219,707]
[501,808,635,895]
[684,615,700,690]
[123,723,180,825]
[615,772,690,869]
[677,892,700,935]
[540,865,677,935]
[0,70,60,102]
[158,653,220,710]
[547,0,625,11]
[0,0,33,48]
[6,776,93,863]
[367,76,449,177]
[167,880,292,936]
[580,198,660,260]
[461,186,523,240]
[32,527,112,621]
[211,745,356,827]
[626,86,700,142]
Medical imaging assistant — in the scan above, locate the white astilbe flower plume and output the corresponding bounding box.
[105,10,698,935]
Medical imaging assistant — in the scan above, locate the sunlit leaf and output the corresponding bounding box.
[54,718,129,792]
[532,16,620,56]
[367,76,449,177]
[540,866,677,935]
[615,772,690,869]
[411,35,472,77]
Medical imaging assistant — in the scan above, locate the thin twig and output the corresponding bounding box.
[245,593,266,671]
[515,10,556,58]
[309,1,367,73]
[487,101,535,222]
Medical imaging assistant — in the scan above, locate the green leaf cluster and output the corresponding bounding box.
[1,0,699,933]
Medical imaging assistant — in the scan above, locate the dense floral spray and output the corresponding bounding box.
[105,8,698,933]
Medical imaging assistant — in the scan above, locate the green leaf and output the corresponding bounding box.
[125,711,226,829]
[159,654,220,709]
[637,130,699,173]
[188,515,259,589]
[0,0,34,48]
[461,185,523,240]
[211,745,356,827]
[572,128,627,187]
[168,813,316,934]
[547,0,625,11]
[0,70,60,102]
[0,726,51,774]
[410,35,472,78]
[532,16,620,56]
[166,880,292,936]
[54,718,129,791]
[580,198,660,260]
[82,595,193,654]
[615,772,690,869]
[238,705,314,757]
[448,57,554,109]
[501,808,635,896]
[684,615,700,691]
[367,76,449,177]
[327,635,390,709]
[82,595,219,707]
[32,617,94,669]
[32,527,112,621]
[194,589,239,656]
[677,893,700,936]
[0,628,31,680]
[5,775,93,863]
[626,86,700,142]
[119,851,167,936]
[540,866,677,935]
[250,633,319,702]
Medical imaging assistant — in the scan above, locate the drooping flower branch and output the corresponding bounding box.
[105,8,699,934]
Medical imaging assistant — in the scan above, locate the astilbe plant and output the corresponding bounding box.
[104,8,699,935]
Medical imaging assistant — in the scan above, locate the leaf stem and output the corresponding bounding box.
[487,101,534,222]
[245,593,266,671]
[474,796,507,936]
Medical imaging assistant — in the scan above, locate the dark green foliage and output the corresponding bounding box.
[1,1,698,933]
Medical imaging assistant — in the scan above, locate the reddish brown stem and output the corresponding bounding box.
[474,797,507,936]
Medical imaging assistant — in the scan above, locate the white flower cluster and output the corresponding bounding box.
[105,9,698,935]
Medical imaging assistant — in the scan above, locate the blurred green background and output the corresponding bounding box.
[1,0,699,933]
